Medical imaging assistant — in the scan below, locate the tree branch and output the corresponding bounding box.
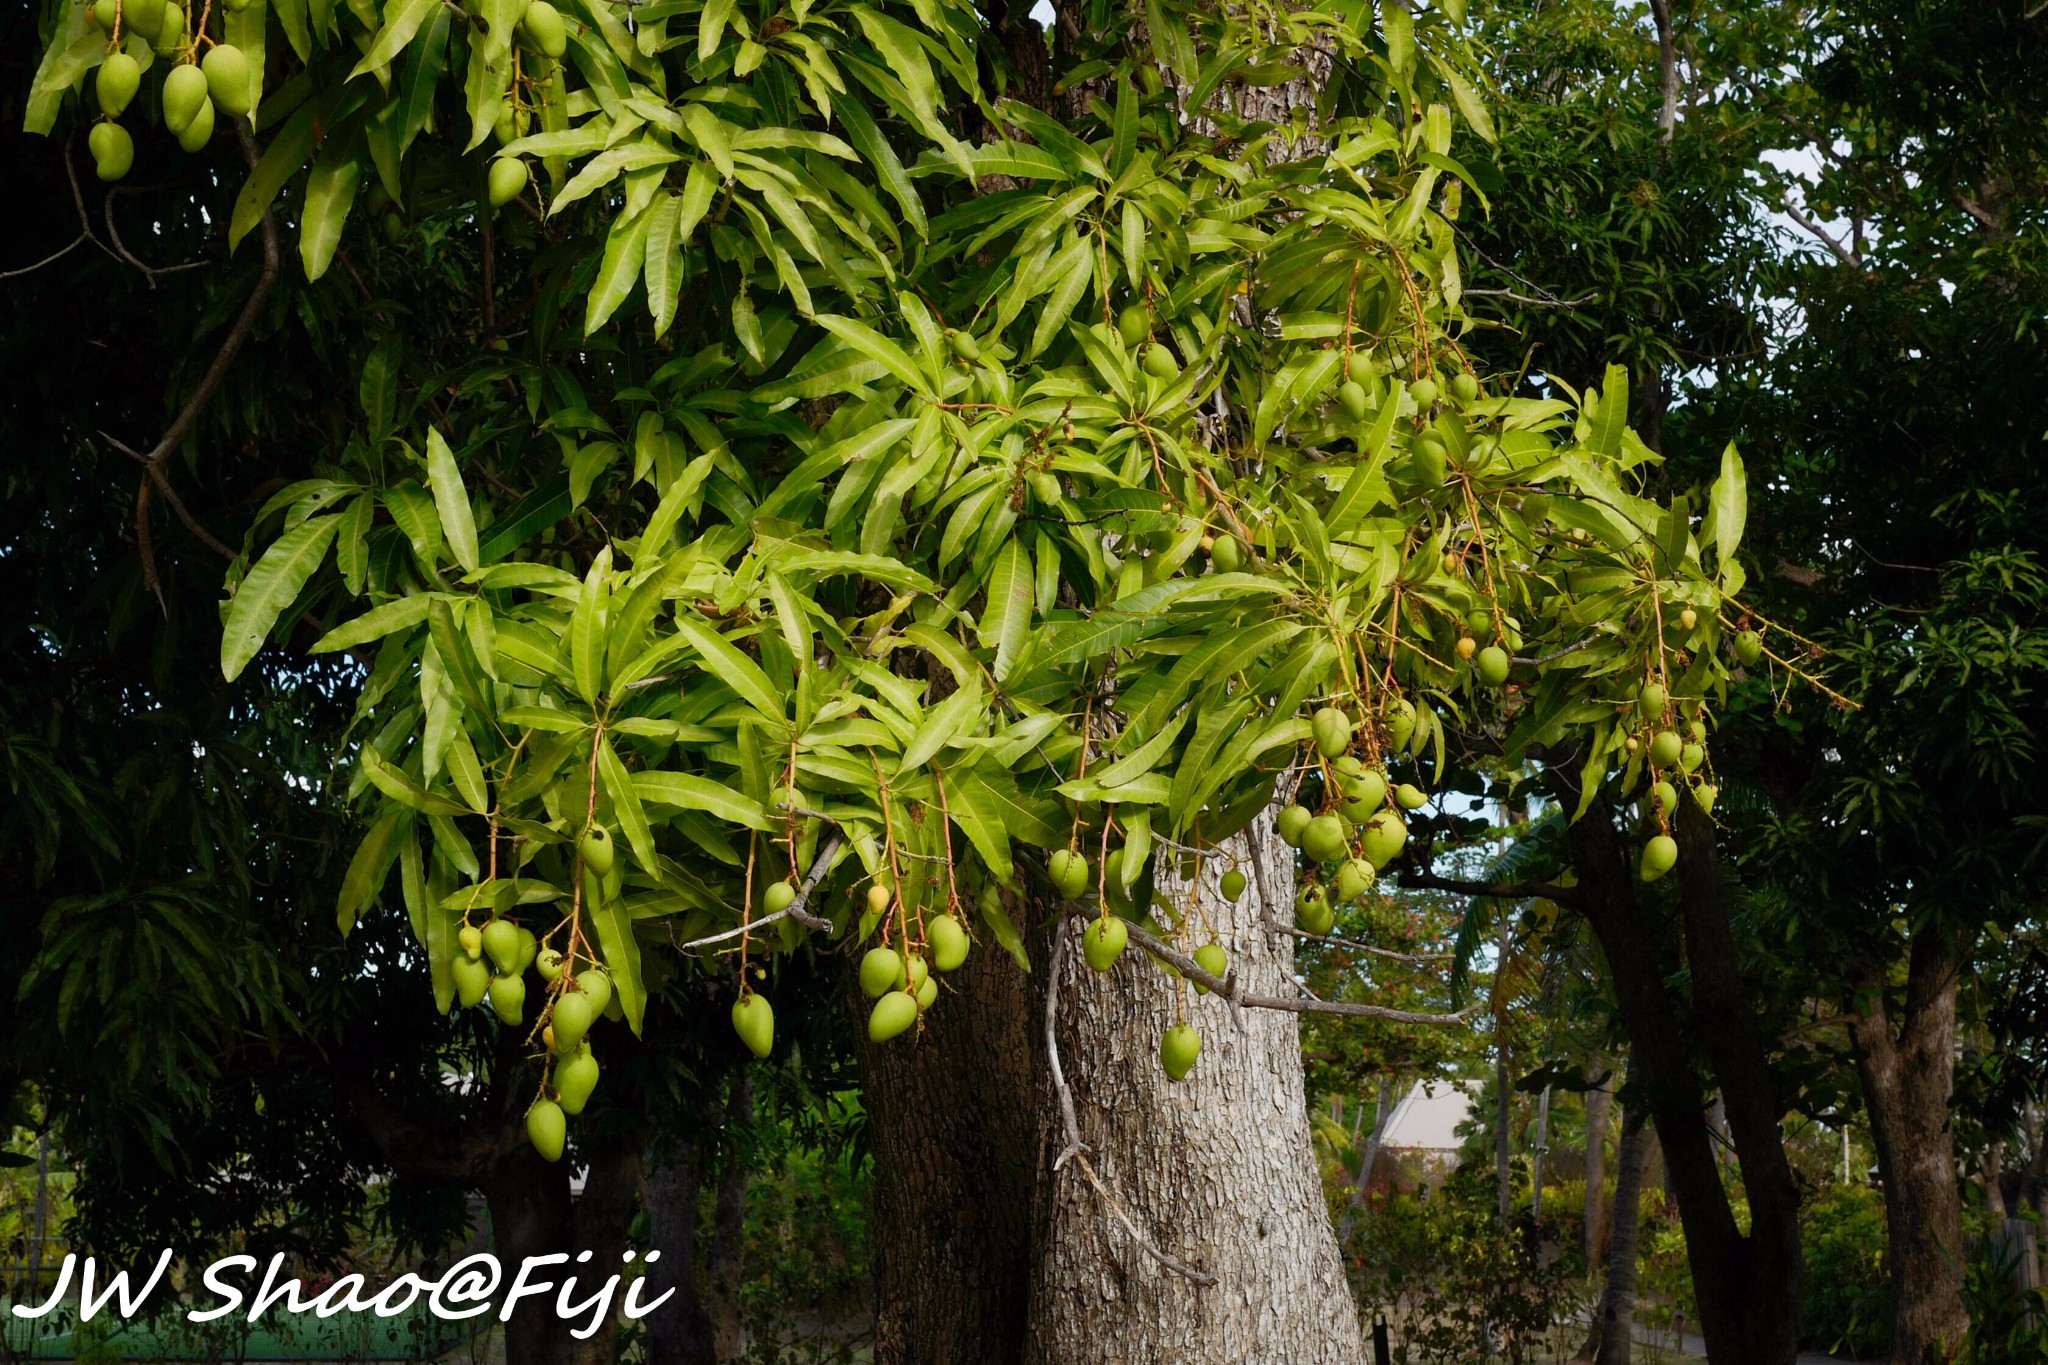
[1781,195,1861,268]
[1649,0,1679,144]
[1396,870,1578,907]
[130,124,282,607]
[675,832,840,953]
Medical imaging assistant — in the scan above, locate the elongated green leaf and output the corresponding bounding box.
[978,538,1032,680]
[815,314,931,398]
[351,0,440,77]
[312,594,433,653]
[300,138,362,281]
[231,102,319,252]
[585,203,655,335]
[673,615,786,723]
[571,547,612,705]
[337,807,407,933]
[586,876,646,1033]
[598,736,657,873]
[222,514,340,680]
[424,429,480,572]
[359,747,471,815]
[632,772,772,830]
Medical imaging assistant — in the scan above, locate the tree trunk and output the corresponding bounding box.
[1981,1139,2007,1217]
[706,1074,752,1363]
[1846,928,1970,1365]
[1581,1097,1654,1365]
[1530,1084,1553,1218]
[1561,780,1805,1362]
[1583,1064,1612,1267]
[568,1120,645,1365]
[858,919,1039,1365]
[645,1144,718,1365]
[1026,815,1364,1364]
[1335,1074,1395,1244]
[481,1145,578,1365]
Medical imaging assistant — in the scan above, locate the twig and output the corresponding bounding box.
[130,124,281,607]
[1396,870,1578,907]
[0,235,86,281]
[1044,920,1218,1285]
[1116,917,1481,1025]
[1780,195,1860,268]
[1460,288,1597,309]
[1277,925,1453,963]
[677,832,841,953]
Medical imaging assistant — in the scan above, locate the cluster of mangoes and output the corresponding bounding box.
[857,880,973,1044]
[81,0,257,179]
[1273,704,1426,933]
[1627,678,1720,883]
[481,1,569,207]
[522,956,611,1161]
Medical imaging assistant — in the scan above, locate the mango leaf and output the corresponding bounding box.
[673,615,786,723]
[598,736,657,872]
[585,878,647,1034]
[632,772,772,830]
[311,594,434,653]
[337,808,407,933]
[221,513,340,680]
[424,429,481,573]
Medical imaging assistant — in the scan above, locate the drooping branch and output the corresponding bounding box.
[676,832,841,953]
[1043,919,1218,1285]
[129,124,282,606]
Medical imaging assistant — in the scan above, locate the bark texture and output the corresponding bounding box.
[568,1119,645,1365]
[645,1144,718,1365]
[707,1074,753,1363]
[1579,1094,1653,1365]
[1846,929,1969,1365]
[1582,1064,1612,1267]
[1026,815,1364,1365]
[859,926,1039,1365]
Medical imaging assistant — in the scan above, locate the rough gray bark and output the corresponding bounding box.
[645,1144,718,1365]
[707,1074,753,1363]
[1530,1084,1553,1216]
[1582,1065,1612,1267]
[1846,929,1970,1365]
[1026,814,1365,1365]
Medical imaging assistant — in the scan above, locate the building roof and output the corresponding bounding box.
[1381,1080,1480,1152]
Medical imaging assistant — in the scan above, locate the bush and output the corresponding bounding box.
[1801,1183,1890,1359]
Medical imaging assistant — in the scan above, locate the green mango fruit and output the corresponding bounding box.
[860,946,902,999]
[929,914,970,972]
[90,0,116,28]
[1345,352,1373,385]
[1409,433,1447,488]
[514,927,538,975]
[1219,869,1247,902]
[174,92,213,151]
[949,331,982,361]
[1337,380,1368,422]
[1386,698,1418,751]
[1648,730,1682,769]
[1300,814,1348,864]
[577,968,613,1019]
[1477,645,1510,687]
[1679,741,1705,773]
[1209,535,1242,572]
[1311,705,1353,758]
[551,991,594,1053]
[1295,885,1334,935]
[1649,780,1678,816]
[151,2,184,52]
[125,0,165,39]
[1733,630,1763,666]
[459,923,484,959]
[1640,834,1679,882]
[915,973,938,1010]
[488,157,529,207]
[201,43,251,118]
[96,52,141,117]
[488,973,526,1025]
[1344,768,1387,816]
[866,882,893,916]
[868,990,918,1042]
[1694,783,1718,814]
[1117,304,1150,347]
[600,989,624,1023]
[1082,916,1128,972]
[526,1099,566,1162]
[1192,943,1227,994]
[731,993,774,1058]
[900,955,930,994]
[764,879,797,914]
[1142,343,1178,379]
[521,0,567,56]
[1450,372,1480,404]
[555,1047,599,1115]
[1394,783,1428,811]
[1335,857,1374,903]
[1409,377,1439,408]
[88,122,133,181]
[1160,1025,1201,1081]
[1029,470,1062,504]
[536,946,564,982]
[1637,682,1668,721]
[1275,804,1312,846]
[452,956,491,1008]
[482,918,521,974]
[1049,849,1090,899]
[1360,813,1407,869]
[579,825,616,875]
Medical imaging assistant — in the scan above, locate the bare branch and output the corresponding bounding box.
[1397,870,1578,907]
[1277,924,1453,964]
[0,235,86,281]
[1044,920,1218,1285]
[1460,287,1598,310]
[676,832,841,953]
[1117,918,1482,1025]
[1781,195,1861,268]
[1649,0,1679,144]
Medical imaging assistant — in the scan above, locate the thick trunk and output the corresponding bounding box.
[1026,816,1364,1365]
[858,922,1038,1365]
[568,1120,644,1365]
[1562,783,1804,1363]
[1583,1065,1612,1267]
[645,1145,718,1365]
[1846,929,1969,1365]
[706,1074,752,1363]
[482,1145,578,1365]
